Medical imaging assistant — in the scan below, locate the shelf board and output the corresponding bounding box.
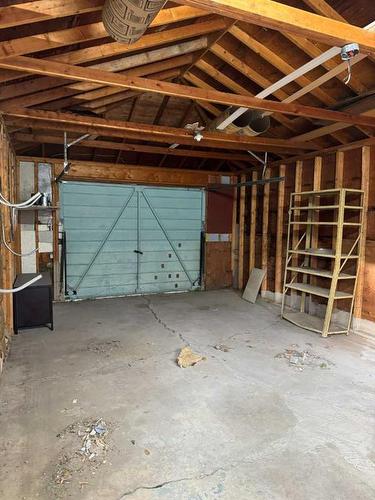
[291,205,362,210]
[290,205,339,210]
[17,206,58,211]
[287,266,356,279]
[288,248,358,259]
[292,188,363,197]
[282,311,348,335]
[285,282,353,299]
[290,221,361,226]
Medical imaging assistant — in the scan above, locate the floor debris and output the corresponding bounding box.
[51,418,111,496]
[213,344,231,352]
[87,340,121,356]
[275,347,334,370]
[177,346,205,368]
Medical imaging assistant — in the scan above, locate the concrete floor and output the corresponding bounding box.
[0,289,374,500]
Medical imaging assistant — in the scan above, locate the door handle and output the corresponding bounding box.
[134,250,143,255]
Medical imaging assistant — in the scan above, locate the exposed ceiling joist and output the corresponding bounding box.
[1,56,374,128]
[0,0,104,29]
[178,0,375,53]
[0,40,205,110]
[0,5,208,60]
[11,132,256,162]
[2,109,315,153]
[0,16,226,86]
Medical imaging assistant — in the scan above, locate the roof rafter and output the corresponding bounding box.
[0,5,208,60]
[178,0,375,53]
[0,56,374,127]
[0,0,104,29]
[2,108,315,153]
[11,132,255,162]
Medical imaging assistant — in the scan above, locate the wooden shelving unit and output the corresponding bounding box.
[281,188,364,337]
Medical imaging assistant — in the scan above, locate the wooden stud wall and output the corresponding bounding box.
[235,145,375,328]
[0,117,18,370]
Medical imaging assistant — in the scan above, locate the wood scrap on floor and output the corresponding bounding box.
[177,346,205,368]
[242,268,266,303]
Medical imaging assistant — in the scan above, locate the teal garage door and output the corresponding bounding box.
[60,182,205,299]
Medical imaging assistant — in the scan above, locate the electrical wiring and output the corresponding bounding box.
[0,274,42,294]
[1,225,38,257]
[0,191,42,208]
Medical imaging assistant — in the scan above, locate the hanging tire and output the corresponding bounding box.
[102,0,166,44]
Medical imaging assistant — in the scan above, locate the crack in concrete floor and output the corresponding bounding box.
[142,296,191,346]
[118,466,225,498]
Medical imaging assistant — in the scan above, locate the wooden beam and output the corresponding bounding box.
[0,17,226,86]
[238,174,246,289]
[78,71,179,112]
[261,168,270,294]
[271,136,375,167]
[275,164,286,300]
[18,158,232,185]
[283,32,368,95]
[353,146,370,319]
[210,44,289,102]
[0,0,103,29]
[13,132,256,163]
[2,109,315,153]
[193,59,299,133]
[292,161,303,267]
[229,25,336,106]
[310,156,322,288]
[1,51,198,110]
[249,170,258,274]
[335,151,344,188]
[178,0,375,53]
[0,39,206,107]
[0,6,208,59]
[332,151,344,251]
[2,57,375,128]
[153,95,170,125]
[231,180,238,287]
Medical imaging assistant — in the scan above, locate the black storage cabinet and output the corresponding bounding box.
[13,272,53,334]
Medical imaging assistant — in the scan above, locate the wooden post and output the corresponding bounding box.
[249,170,258,273]
[335,151,344,188]
[52,162,61,300]
[238,174,246,289]
[275,164,286,302]
[353,146,370,320]
[291,160,303,307]
[333,151,344,251]
[231,176,238,288]
[311,156,322,274]
[261,167,270,294]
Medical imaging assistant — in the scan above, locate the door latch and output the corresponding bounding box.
[134,250,143,255]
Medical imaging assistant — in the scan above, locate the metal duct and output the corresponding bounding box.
[103,0,166,44]
[209,108,271,137]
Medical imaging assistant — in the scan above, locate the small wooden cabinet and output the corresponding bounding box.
[13,272,53,334]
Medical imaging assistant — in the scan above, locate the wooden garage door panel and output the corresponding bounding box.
[60,182,204,299]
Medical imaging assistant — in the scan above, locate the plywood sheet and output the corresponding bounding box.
[242,268,266,304]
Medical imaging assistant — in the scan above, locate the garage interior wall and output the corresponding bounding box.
[14,143,375,337]
[236,146,375,335]
[0,118,18,371]
[0,142,373,374]
[15,156,236,301]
